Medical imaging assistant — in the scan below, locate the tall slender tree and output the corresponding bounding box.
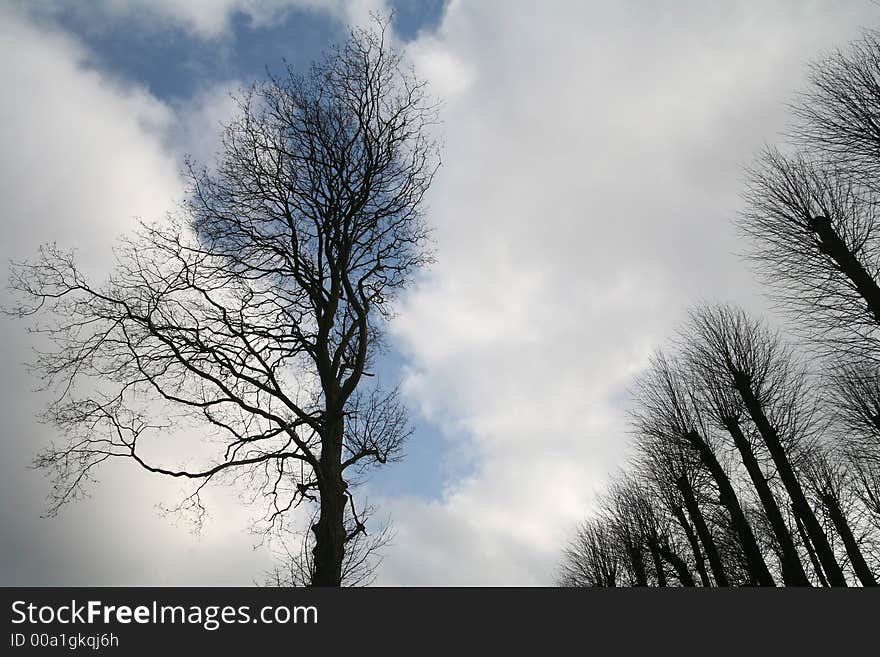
[9,21,440,587]
[631,352,774,585]
[685,305,847,586]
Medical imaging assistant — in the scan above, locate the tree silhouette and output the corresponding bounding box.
[630,352,773,585]
[9,20,439,587]
[561,303,880,586]
[741,149,880,361]
[682,305,830,584]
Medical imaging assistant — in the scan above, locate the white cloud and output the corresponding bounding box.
[167,81,243,165]
[407,37,474,101]
[0,13,176,261]
[371,1,879,584]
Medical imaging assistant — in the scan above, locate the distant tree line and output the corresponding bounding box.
[559,31,880,586]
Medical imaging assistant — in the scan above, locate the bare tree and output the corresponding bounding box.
[827,360,880,466]
[607,478,673,587]
[801,445,878,586]
[851,457,880,533]
[684,305,848,585]
[790,31,880,184]
[627,484,696,588]
[741,149,880,360]
[561,476,698,588]
[683,306,811,585]
[636,440,713,586]
[558,518,621,588]
[562,306,880,587]
[739,31,880,367]
[602,483,650,587]
[8,20,439,586]
[631,352,773,585]
[731,28,880,587]
[824,360,880,550]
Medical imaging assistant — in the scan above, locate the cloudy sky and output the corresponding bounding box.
[1,0,877,586]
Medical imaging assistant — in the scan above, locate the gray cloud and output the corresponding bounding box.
[370,0,878,585]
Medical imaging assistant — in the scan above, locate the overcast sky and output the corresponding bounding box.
[1,0,878,586]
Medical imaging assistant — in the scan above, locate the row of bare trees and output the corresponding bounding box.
[561,305,880,587]
[560,30,880,586]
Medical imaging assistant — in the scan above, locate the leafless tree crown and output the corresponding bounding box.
[9,18,440,586]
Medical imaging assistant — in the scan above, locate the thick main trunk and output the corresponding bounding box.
[311,416,347,587]
[725,421,810,586]
[676,477,727,586]
[672,504,711,586]
[810,216,880,325]
[733,376,847,586]
[311,475,346,586]
[821,492,877,587]
[685,430,776,586]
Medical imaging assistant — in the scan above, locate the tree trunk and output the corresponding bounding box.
[648,538,668,587]
[657,540,696,587]
[602,567,618,588]
[311,415,347,587]
[821,492,877,587]
[311,475,346,585]
[685,430,776,586]
[676,477,727,586]
[732,375,847,586]
[810,216,880,324]
[627,544,648,587]
[672,504,711,586]
[794,507,828,586]
[724,420,810,586]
